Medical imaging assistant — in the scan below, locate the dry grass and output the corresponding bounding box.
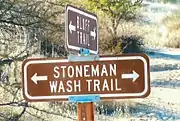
[142,11,180,49]
[162,13,180,48]
[95,99,138,117]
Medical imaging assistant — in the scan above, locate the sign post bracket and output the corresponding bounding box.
[68,95,100,103]
[68,48,99,62]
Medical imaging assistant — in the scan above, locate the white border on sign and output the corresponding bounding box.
[65,5,98,54]
[24,56,149,100]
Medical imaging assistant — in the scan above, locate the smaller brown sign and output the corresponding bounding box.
[22,54,150,102]
[65,5,98,54]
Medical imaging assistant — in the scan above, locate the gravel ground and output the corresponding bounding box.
[132,56,180,120]
[150,57,180,88]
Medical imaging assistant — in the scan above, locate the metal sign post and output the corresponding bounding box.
[68,48,100,121]
[69,95,100,121]
[78,102,94,121]
[65,6,100,120]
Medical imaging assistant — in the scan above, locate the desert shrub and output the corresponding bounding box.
[164,30,180,48]
[99,22,146,54]
[95,100,138,118]
[120,35,144,53]
[98,28,114,54]
[99,37,122,55]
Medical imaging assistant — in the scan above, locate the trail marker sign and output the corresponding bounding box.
[22,54,150,102]
[65,5,98,54]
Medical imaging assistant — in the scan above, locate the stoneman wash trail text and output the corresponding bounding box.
[50,63,121,93]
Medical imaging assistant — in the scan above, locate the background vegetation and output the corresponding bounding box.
[162,11,180,48]
[0,0,179,120]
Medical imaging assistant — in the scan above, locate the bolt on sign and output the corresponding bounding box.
[22,54,150,102]
[65,5,98,54]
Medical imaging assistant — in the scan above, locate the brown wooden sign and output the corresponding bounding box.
[65,5,98,54]
[22,54,150,102]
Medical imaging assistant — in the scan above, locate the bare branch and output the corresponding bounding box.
[0,19,41,26]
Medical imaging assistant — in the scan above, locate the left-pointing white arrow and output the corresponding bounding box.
[31,73,48,84]
[69,21,76,34]
[121,70,139,82]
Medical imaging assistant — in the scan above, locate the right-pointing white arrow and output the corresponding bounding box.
[31,73,48,84]
[90,28,96,40]
[121,70,139,82]
[69,21,76,34]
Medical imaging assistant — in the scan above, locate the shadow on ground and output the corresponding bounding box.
[151,80,180,88]
[98,103,180,121]
[131,103,180,121]
[147,52,180,60]
[150,63,180,72]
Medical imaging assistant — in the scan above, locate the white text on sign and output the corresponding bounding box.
[49,64,122,93]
